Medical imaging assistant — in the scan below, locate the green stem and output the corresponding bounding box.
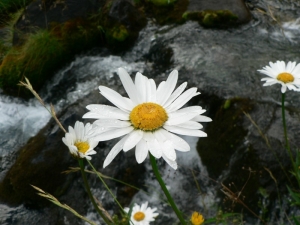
[281,93,299,184]
[78,159,111,225]
[86,159,125,212]
[149,154,187,225]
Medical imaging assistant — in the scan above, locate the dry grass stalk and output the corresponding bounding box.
[31,185,97,225]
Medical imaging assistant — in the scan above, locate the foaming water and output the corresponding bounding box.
[0,95,50,179]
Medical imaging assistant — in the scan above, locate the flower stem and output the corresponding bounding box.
[281,93,298,182]
[78,159,111,225]
[149,154,186,225]
[86,159,125,212]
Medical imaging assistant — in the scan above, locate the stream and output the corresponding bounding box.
[2,0,300,224]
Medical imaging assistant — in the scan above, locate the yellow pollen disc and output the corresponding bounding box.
[133,211,145,221]
[277,72,294,83]
[130,102,168,131]
[191,212,204,225]
[74,141,90,154]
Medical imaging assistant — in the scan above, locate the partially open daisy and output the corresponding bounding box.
[83,68,212,169]
[124,201,158,225]
[258,60,300,93]
[190,212,204,225]
[62,121,98,160]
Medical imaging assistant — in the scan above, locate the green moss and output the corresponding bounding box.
[183,10,238,28]
[142,0,188,24]
[147,0,177,7]
[0,30,65,97]
[106,25,129,42]
[223,99,231,109]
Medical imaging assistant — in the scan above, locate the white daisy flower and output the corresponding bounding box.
[62,121,98,160]
[258,60,300,93]
[83,68,212,169]
[124,201,159,225]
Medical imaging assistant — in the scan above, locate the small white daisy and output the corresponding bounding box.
[258,60,300,93]
[62,121,98,160]
[83,68,212,169]
[124,202,159,225]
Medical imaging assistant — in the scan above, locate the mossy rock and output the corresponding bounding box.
[0,17,104,98]
[183,10,238,28]
[139,0,188,24]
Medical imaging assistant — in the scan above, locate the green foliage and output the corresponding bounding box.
[0,30,65,97]
[0,0,31,22]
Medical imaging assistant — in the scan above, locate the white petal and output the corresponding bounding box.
[87,126,115,136]
[93,119,131,128]
[156,81,165,101]
[144,132,162,158]
[156,70,178,105]
[166,87,199,112]
[163,82,187,108]
[163,125,207,137]
[118,68,141,104]
[281,84,287,93]
[123,130,144,151]
[159,129,190,152]
[263,81,278,86]
[153,129,167,142]
[135,72,147,102]
[74,121,84,140]
[83,104,129,120]
[145,78,152,102]
[162,154,178,170]
[176,106,204,114]
[93,126,134,142]
[99,86,134,112]
[148,79,157,102]
[103,136,128,168]
[162,140,176,161]
[192,115,212,122]
[261,77,275,82]
[166,112,199,125]
[135,139,148,163]
[176,121,203,129]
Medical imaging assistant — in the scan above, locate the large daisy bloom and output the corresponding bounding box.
[258,60,300,93]
[124,202,159,225]
[83,68,212,169]
[62,121,98,160]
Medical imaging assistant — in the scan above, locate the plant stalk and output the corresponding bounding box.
[149,154,186,225]
[281,93,299,185]
[78,159,111,225]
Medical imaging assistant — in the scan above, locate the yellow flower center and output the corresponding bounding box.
[133,211,145,221]
[130,102,168,131]
[191,212,204,225]
[74,141,90,154]
[277,72,294,83]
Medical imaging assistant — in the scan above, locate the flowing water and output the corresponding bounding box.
[2,0,300,224]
